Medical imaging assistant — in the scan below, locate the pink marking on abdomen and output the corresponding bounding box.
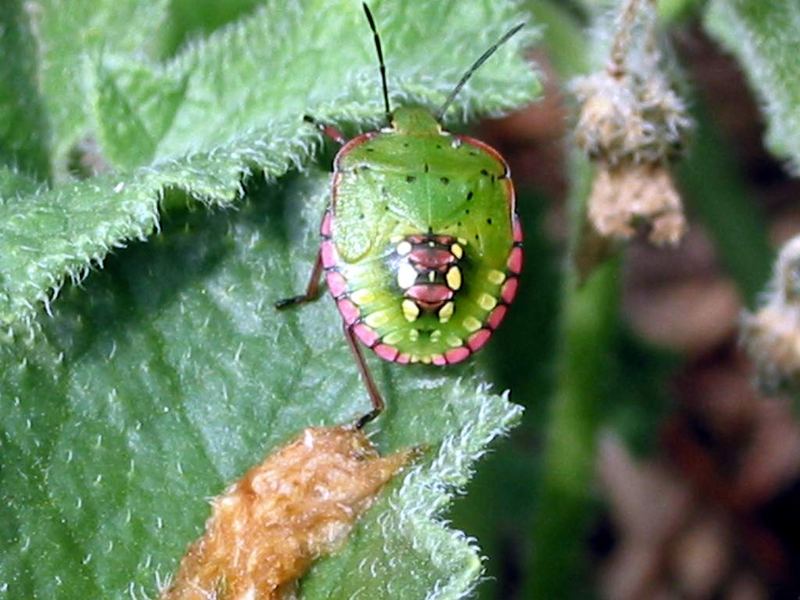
[507,247,523,275]
[406,284,453,305]
[432,355,447,366]
[337,298,360,325]
[487,305,508,330]
[445,346,471,364]
[409,247,455,269]
[513,215,523,243]
[396,353,411,364]
[467,328,492,352]
[321,240,339,269]
[326,271,347,298]
[320,210,333,237]
[374,343,399,361]
[501,278,519,304]
[353,322,379,347]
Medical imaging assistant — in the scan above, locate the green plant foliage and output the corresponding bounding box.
[0,0,52,179]
[0,174,522,598]
[0,0,538,328]
[705,0,800,173]
[17,0,169,177]
[0,0,538,597]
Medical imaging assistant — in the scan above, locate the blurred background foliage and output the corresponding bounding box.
[452,0,800,598]
[2,0,800,598]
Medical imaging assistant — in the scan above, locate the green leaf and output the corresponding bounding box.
[0,173,522,598]
[156,0,264,59]
[0,0,51,179]
[1,1,538,596]
[705,0,800,173]
[23,0,170,175]
[0,0,539,327]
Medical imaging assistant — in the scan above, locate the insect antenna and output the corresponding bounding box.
[436,22,525,122]
[362,3,392,124]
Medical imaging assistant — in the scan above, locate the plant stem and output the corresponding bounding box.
[525,153,621,598]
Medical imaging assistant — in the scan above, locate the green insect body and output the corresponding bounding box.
[321,107,521,365]
[277,3,524,425]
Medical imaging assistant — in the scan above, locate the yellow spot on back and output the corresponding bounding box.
[447,335,464,347]
[487,270,506,285]
[430,329,442,343]
[351,289,375,305]
[427,271,436,283]
[402,299,420,322]
[364,310,390,328]
[409,328,420,342]
[438,301,455,323]
[451,243,464,259]
[446,266,462,291]
[463,316,482,332]
[458,237,468,245]
[410,355,420,363]
[421,355,432,364]
[383,330,404,345]
[478,293,498,311]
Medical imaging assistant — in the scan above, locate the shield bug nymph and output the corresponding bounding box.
[276,4,524,427]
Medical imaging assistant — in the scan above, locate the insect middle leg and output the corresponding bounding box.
[343,324,385,428]
[274,250,324,309]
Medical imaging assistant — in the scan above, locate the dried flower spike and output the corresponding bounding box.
[741,235,800,392]
[161,425,413,600]
[588,162,685,245]
[572,0,692,246]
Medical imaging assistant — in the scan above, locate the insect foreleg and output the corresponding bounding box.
[303,115,347,145]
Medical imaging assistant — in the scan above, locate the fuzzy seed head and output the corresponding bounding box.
[741,236,800,392]
[573,71,692,166]
[588,162,686,245]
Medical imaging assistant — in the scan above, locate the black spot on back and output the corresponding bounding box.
[467,191,473,200]
[480,169,489,176]
[424,163,429,173]
[440,177,449,185]
[486,218,493,225]
[406,175,416,183]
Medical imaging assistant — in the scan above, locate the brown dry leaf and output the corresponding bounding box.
[622,226,742,355]
[598,433,693,600]
[625,277,740,354]
[161,425,412,600]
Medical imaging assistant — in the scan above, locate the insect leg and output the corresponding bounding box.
[343,324,385,428]
[303,115,347,145]
[274,250,324,309]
